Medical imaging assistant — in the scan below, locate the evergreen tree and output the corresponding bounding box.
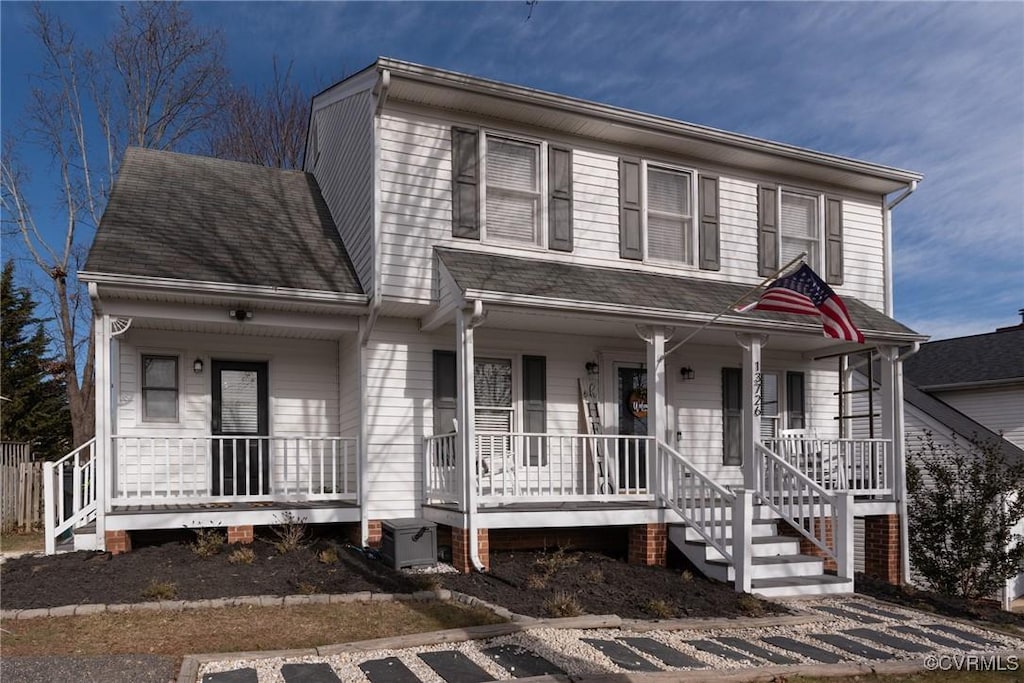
[1,261,71,459]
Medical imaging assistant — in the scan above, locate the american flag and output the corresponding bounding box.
[737,264,865,343]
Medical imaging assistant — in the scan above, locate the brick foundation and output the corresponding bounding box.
[781,517,836,572]
[450,527,489,573]
[105,529,132,555]
[864,514,901,585]
[627,523,667,566]
[342,520,383,547]
[488,526,628,553]
[227,525,254,544]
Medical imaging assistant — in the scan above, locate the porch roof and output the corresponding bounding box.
[84,148,363,296]
[436,248,922,341]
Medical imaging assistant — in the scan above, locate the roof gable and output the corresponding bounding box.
[903,328,1024,388]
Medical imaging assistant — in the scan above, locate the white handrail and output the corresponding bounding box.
[423,432,460,505]
[656,441,735,564]
[754,441,835,559]
[44,438,98,555]
[763,436,893,496]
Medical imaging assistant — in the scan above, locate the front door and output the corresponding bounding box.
[616,364,648,490]
[211,361,269,496]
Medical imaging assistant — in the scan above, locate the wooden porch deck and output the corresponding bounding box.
[106,499,360,531]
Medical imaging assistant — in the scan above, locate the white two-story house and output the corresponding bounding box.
[48,58,925,598]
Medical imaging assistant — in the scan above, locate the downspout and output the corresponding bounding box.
[87,283,108,546]
[461,300,487,572]
[882,181,918,318]
[356,67,391,545]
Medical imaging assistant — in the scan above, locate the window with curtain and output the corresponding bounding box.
[485,136,541,246]
[142,355,178,421]
[474,358,513,433]
[780,190,820,269]
[646,166,693,264]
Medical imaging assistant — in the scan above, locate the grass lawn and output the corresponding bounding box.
[793,672,1021,682]
[0,529,44,554]
[0,601,505,658]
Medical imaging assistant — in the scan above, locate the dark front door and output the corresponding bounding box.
[211,361,269,496]
[616,364,648,490]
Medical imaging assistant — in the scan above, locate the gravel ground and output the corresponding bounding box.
[196,596,1024,682]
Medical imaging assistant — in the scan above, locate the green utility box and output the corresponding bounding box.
[381,518,437,569]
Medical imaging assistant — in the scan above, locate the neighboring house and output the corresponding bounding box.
[902,321,1024,609]
[46,58,927,598]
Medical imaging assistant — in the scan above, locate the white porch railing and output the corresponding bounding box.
[754,441,854,579]
[422,432,655,507]
[655,441,735,563]
[44,438,98,555]
[763,436,893,496]
[111,435,358,505]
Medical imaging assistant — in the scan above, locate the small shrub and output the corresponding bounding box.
[644,599,674,619]
[543,591,583,618]
[317,547,339,565]
[296,581,318,595]
[586,569,605,583]
[533,547,579,577]
[526,573,548,590]
[736,593,765,617]
[190,528,225,558]
[270,512,309,554]
[413,573,443,591]
[680,570,694,583]
[228,547,255,565]
[142,580,177,601]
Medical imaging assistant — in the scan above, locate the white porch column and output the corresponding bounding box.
[94,313,111,543]
[736,333,767,490]
[879,345,910,581]
[646,327,667,494]
[456,308,477,512]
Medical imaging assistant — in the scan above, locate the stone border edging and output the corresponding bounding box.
[0,588,451,621]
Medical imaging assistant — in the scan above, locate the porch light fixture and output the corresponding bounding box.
[193,358,204,374]
[585,361,599,375]
[679,366,695,381]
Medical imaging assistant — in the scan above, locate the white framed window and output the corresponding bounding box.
[644,162,695,266]
[760,372,780,439]
[474,357,515,433]
[780,189,822,271]
[482,133,545,247]
[141,354,179,422]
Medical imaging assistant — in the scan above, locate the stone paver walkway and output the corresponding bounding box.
[195,597,1024,683]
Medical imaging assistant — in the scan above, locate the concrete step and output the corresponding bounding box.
[751,574,854,598]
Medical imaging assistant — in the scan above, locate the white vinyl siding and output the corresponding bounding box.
[646,165,693,265]
[375,109,888,310]
[484,136,542,246]
[311,90,375,293]
[933,387,1024,450]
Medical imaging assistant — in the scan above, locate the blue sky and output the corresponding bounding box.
[3,1,1022,340]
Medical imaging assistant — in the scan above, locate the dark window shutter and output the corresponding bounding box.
[548,146,573,252]
[619,158,642,260]
[786,371,806,430]
[698,175,720,271]
[757,184,778,277]
[451,128,480,239]
[433,350,457,435]
[825,196,844,285]
[722,367,743,467]
[522,355,547,465]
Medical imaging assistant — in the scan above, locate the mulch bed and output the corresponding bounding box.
[439,549,786,620]
[1,531,420,610]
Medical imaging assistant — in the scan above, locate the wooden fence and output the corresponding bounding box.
[1,442,43,532]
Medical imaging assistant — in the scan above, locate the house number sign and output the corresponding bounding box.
[753,369,764,417]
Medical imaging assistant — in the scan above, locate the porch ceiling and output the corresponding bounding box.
[436,248,926,353]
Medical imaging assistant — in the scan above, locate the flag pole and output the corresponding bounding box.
[658,251,807,363]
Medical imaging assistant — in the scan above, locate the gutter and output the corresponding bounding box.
[894,341,920,586]
[882,181,918,318]
[462,300,488,572]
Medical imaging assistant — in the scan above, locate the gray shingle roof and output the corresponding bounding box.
[84,148,363,295]
[436,248,918,338]
[903,328,1024,388]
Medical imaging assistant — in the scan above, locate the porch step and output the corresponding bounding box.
[750,574,853,598]
[687,535,802,563]
[679,519,778,543]
[704,553,826,582]
[73,522,98,552]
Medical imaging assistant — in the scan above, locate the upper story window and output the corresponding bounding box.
[620,157,719,270]
[780,190,821,271]
[758,184,843,284]
[451,127,573,253]
[484,136,541,246]
[646,165,694,265]
[142,354,178,421]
